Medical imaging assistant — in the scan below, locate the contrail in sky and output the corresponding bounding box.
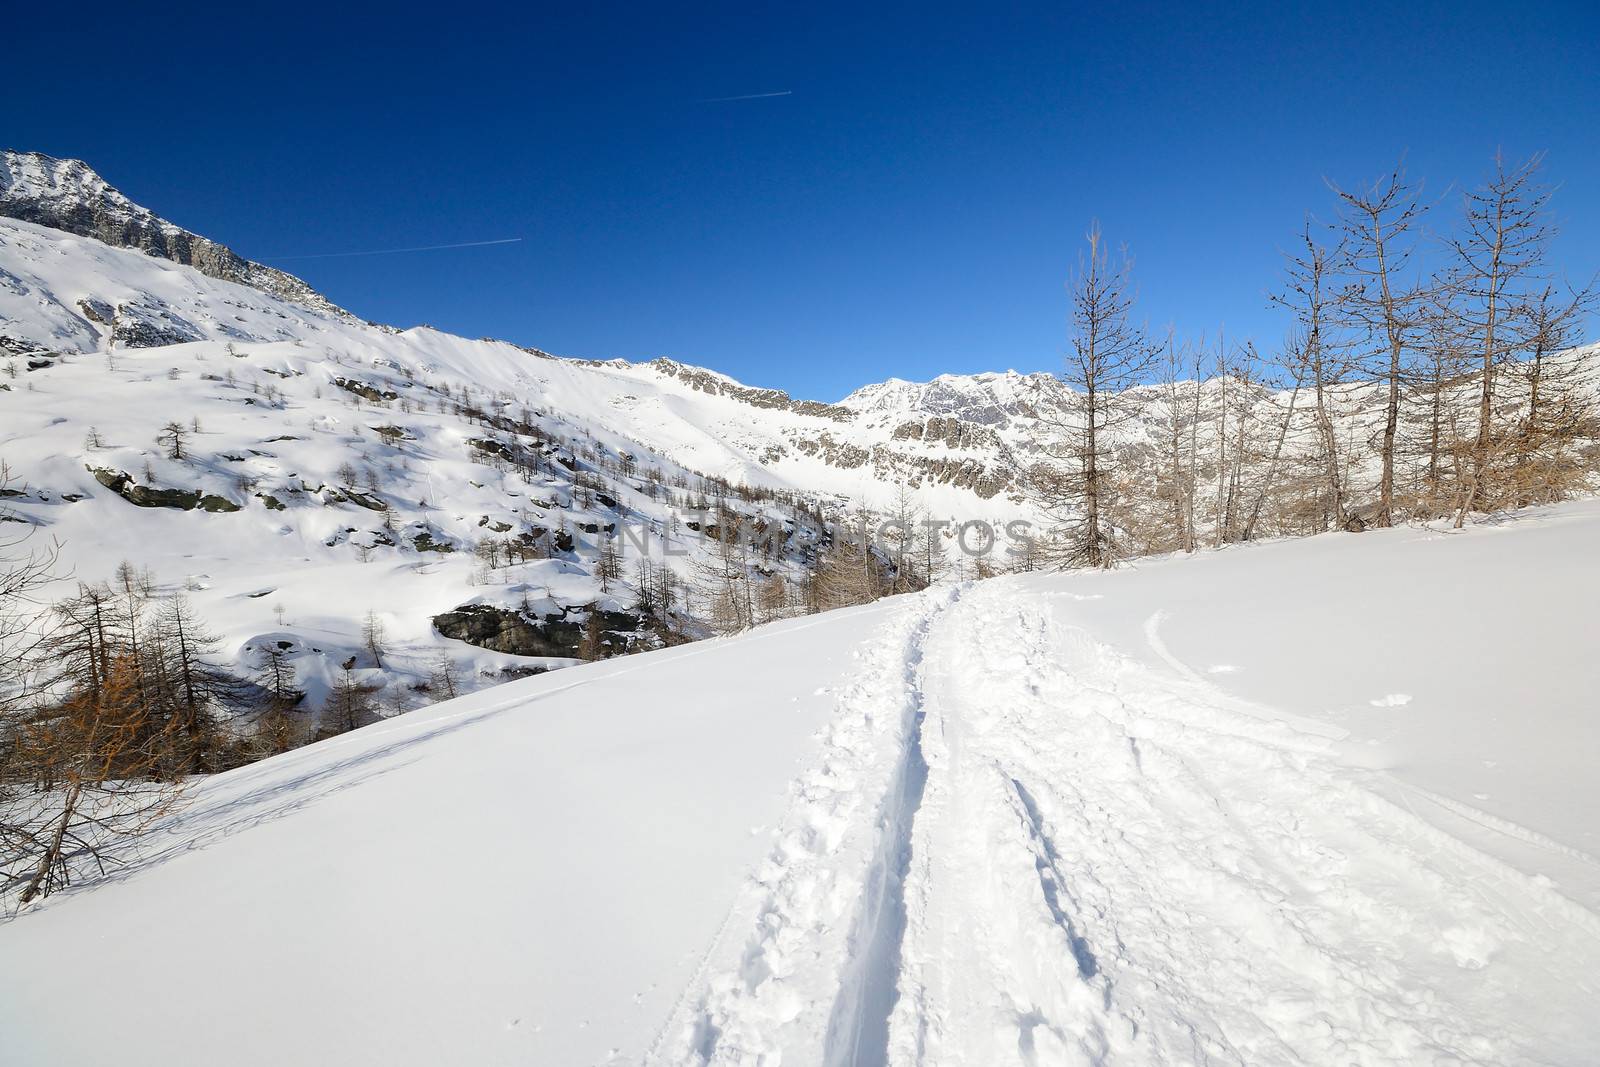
[260,237,524,261]
[700,89,793,103]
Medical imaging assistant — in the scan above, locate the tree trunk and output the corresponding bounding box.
[21,783,81,904]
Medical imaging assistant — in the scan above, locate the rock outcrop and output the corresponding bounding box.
[433,603,643,658]
[0,149,347,318]
[90,467,241,512]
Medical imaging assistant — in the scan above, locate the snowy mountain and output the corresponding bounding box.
[4,501,1598,1065]
[0,151,1030,502]
[0,150,348,319]
[0,160,1038,717]
[4,146,1600,1065]
[0,218,838,707]
[841,368,1065,427]
[3,150,1597,722]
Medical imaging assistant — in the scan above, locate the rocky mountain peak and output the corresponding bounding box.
[0,148,348,319]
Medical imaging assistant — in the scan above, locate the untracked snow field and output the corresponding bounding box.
[4,504,1599,1065]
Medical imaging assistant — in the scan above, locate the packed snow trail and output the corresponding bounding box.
[658,579,1600,1066]
[651,587,961,1064]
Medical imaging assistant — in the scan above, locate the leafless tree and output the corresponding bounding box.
[156,421,189,461]
[429,650,460,700]
[3,575,198,904]
[1036,222,1160,567]
[361,609,387,669]
[1506,283,1599,506]
[883,481,927,593]
[1154,332,1196,553]
[596,537,623,593]
[693,517,757,634]
[811,513,886,611]
[1242,340,1305,542]
[1444,151,1596,522]
[321,667,380,737]
[1329,163,1433,527]
[1274,223,1352,529]
[149,593,242,773]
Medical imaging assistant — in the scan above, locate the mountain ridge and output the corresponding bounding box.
[0,149,1072,423]
[4,151,1596,732]
[0,149,350,320]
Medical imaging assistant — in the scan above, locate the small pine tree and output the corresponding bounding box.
[321,667,380,737]
[383,682,411,718]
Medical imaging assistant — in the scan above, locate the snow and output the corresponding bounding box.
[837,369,1046,424]
[0,599,911,1066]
[0,213,1044,707]
[5,171,1599,1062]
[1018,500,1600,914]
[0,150,136,220]
[0,213,1028,522]
[0,215,1017,710]
[872,574,1597,1064]
[4,501,1599,1065]
[8,200,1591,727]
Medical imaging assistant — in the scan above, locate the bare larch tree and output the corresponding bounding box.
[1330,164,1433,528]
[1037,222,1159,568]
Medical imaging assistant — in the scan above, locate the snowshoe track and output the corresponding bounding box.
[655,581,1600,1066]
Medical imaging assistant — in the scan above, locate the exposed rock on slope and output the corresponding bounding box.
[432,603,643,658]
[0,149,347,318]
[648,358,856,422]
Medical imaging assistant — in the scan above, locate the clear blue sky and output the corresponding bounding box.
[11,1,1600,400]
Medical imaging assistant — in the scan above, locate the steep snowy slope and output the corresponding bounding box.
[0,149,347,317]
[3,503,1597,1066]
[0,149,1026,516]
[0,212,1033,710]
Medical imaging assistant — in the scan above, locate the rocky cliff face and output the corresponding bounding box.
[0,149,348,319]
[648,358,856,422]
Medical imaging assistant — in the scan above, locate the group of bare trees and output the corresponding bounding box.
[0,550,253,903]
[1040,152,1598,566]
[0,559,419,901]
[679,492,951,636]
[0,493,415,903]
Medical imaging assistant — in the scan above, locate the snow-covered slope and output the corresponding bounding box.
[840,368,1064,427]
[0,208,1033,708]
[3,150,1597,723]
[0,149,347,318]
[3,502,1597,1065]
[0,152,1027,516]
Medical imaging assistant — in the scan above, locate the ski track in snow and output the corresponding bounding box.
[651,581,1600,1066]
[648,586,962,1066]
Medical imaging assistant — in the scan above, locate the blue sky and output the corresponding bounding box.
[10,1,1600,400]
